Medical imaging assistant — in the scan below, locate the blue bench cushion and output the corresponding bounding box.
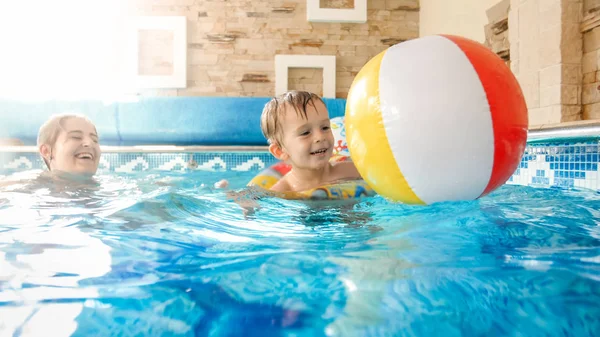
[0,96,348,146]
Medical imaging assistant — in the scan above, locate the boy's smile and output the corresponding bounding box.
[310,147,329,156]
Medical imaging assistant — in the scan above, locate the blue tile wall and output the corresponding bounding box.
[2,139,600,192]
[506,140,599,191]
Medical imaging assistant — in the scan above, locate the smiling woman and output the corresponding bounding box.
[37,114,101,176]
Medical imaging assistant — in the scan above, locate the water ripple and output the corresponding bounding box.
[0,170,599,336]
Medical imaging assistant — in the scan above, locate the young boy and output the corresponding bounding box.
[260,90,361,193]
[37,113,101,177]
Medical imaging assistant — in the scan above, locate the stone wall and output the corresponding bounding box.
[484,0,510,67]
[130,0,420,98]
[509,0,583,126]
[420,0,505,42]
[582,0,600,119]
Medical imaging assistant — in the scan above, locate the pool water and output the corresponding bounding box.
[1,169,599,336]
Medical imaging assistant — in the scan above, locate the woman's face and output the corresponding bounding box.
[42,117,101,175]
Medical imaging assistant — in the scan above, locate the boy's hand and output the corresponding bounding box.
[214,179,229,189]
[226,188,261,218]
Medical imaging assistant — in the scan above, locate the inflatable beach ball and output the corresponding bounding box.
[345,35,528,205]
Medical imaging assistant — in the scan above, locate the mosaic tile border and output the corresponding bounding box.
[507,140,599,191]
[1,140,600,191]
[0,152,279,174]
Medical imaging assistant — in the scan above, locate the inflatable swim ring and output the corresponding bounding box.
[247,155,376,200]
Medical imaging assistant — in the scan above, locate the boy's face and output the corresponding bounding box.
[42,117,101,175]
[274,100,334,170]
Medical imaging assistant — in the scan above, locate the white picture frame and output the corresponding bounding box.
[125,16,187,90]
[275,54,336,98]
[306,0,367,23]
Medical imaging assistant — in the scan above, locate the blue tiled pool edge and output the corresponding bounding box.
[2,139,600,192]
[0,151,279,175]
[508,139,599,191]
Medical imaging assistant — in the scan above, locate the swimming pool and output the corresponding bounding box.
[1,138,600,336]
[1,95,600,335]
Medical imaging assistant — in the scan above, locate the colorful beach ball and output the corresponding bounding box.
[345,35,528,205]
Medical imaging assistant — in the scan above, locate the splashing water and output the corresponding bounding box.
[1,170,599,336]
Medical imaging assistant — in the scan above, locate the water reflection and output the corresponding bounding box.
[0,224,112,336]
[0,171,120,336]
[0,170,599,336]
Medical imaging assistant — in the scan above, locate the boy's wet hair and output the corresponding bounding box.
[37,113,97,170]
[260,90,325,145]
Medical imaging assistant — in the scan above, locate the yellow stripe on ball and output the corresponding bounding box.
[345,49,425,205]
